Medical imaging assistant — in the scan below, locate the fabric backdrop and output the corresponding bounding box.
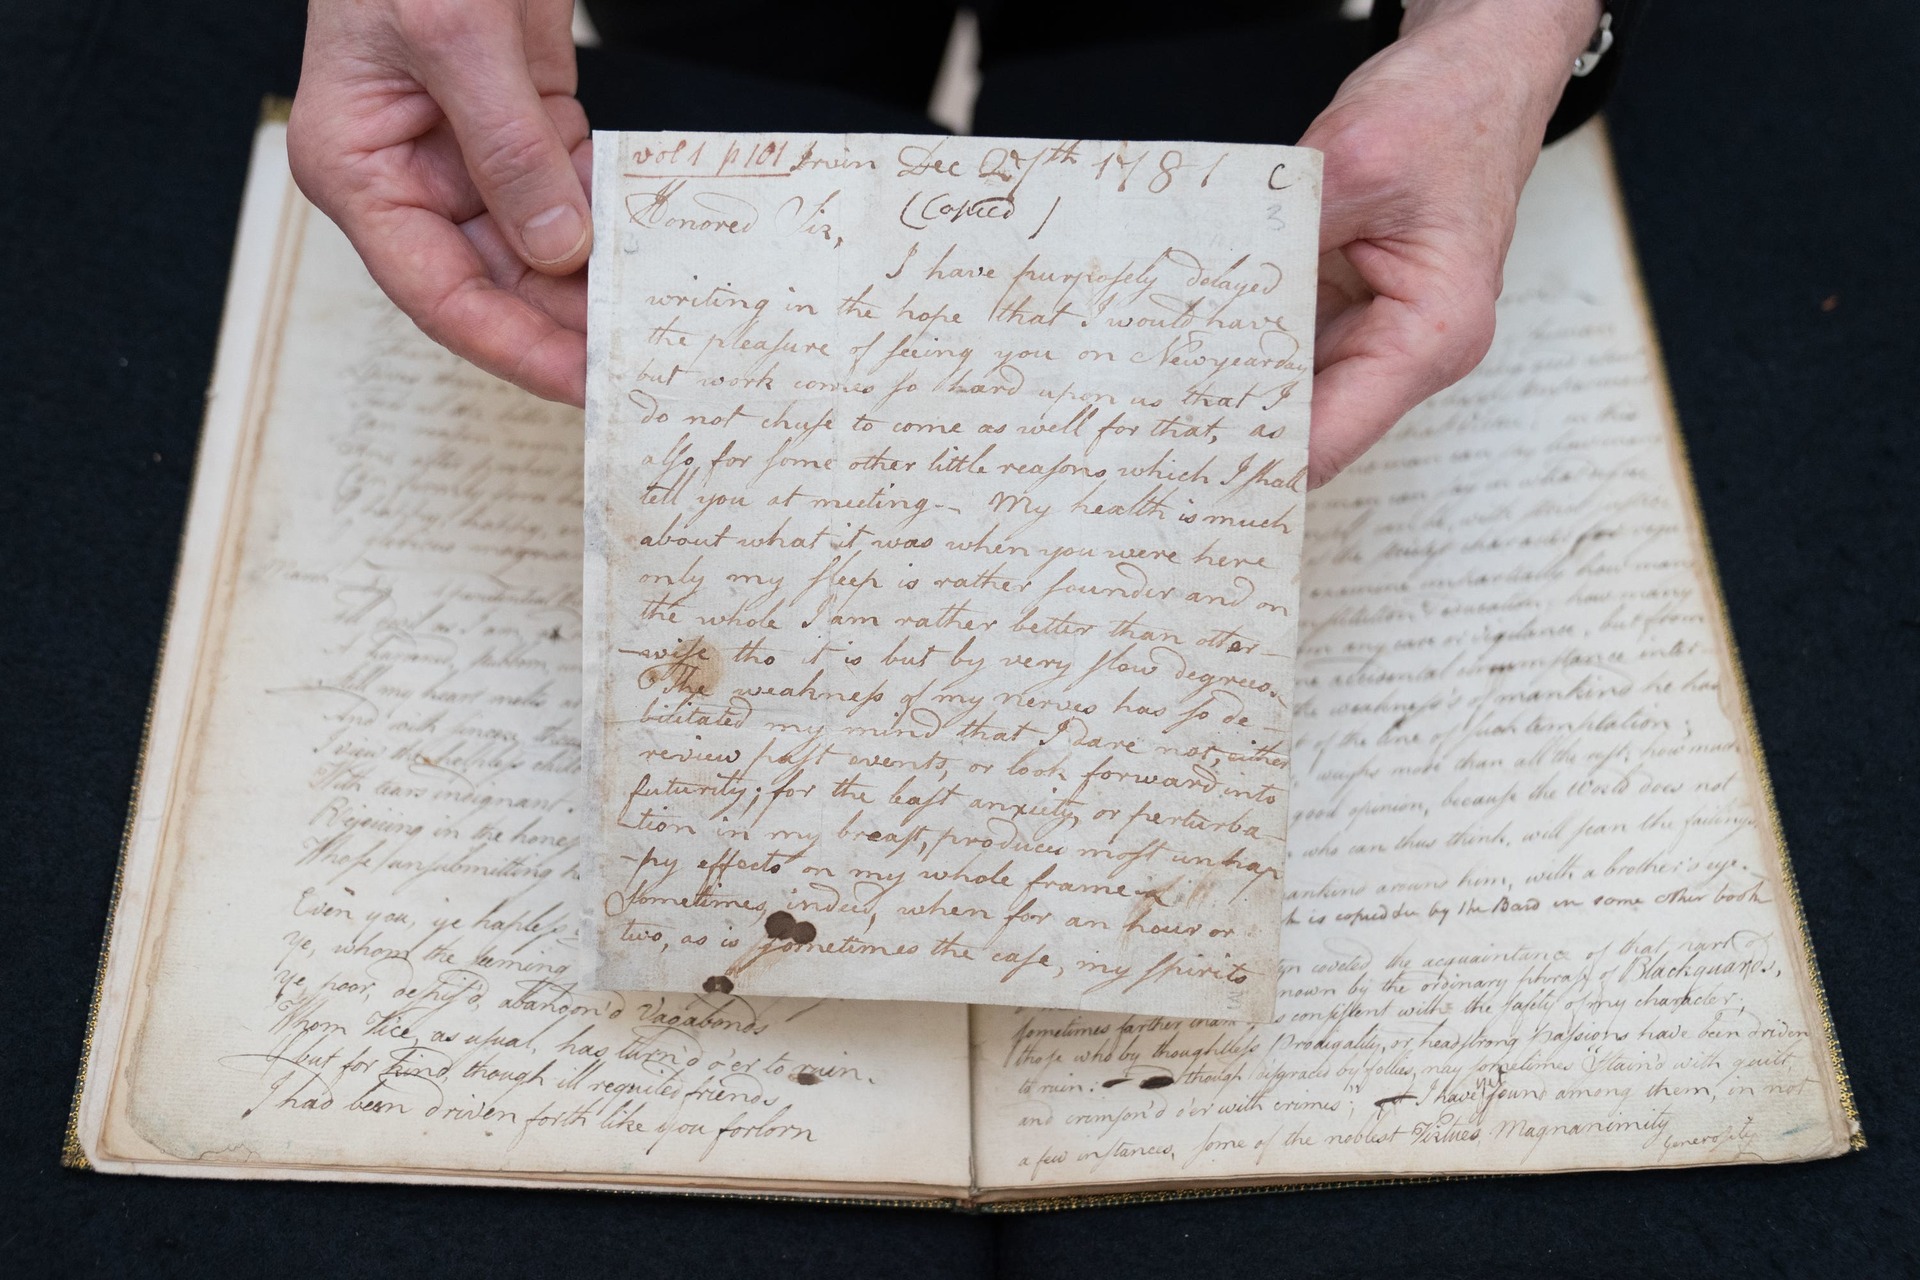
[1,1,1914,1275]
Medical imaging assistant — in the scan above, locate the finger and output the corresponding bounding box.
[1314,246,1374,348]
[460,210,589,334]
[1307,288,1494,488]
[404,4,591,275]
[457,134,596,330]
[1302,115,1403,257]
[402,97,594,231]
[572,132,593,202]
[346,198,586,405]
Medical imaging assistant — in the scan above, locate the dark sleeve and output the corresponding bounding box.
[1369,1,1648,143]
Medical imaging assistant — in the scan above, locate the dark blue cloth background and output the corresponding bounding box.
[1,1,1914,1274]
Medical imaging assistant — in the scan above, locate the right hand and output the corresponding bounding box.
[288,0,592,405]
[1298,0,1598,487]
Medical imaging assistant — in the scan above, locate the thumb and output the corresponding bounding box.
[1306,132,1391,258]
[411,10,591,275]
[1307,276,1496,488]
[1314,176,1371,259]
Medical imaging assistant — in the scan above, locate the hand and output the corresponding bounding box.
[1299,0,1601,486]
[288,0,592,406]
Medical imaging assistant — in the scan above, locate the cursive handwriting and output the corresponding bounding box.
[968,130,1850,1189]
[113,196,971,1189]
[585,132,1323,1018]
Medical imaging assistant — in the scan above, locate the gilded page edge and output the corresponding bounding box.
[1590,117,1861,1150]
[67,116,304,1171]
[65,1152,968,1207]
[966,1143,1850,1212]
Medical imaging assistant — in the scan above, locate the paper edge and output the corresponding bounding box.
[68,115,300,1169]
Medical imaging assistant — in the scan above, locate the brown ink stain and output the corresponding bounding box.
[794,1072,821,1086]
[701,975,735,994]
[641,636,724,696]
[765,910,818,945]
[1138,1075,1176,1090]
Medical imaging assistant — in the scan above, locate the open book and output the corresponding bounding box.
[67,115,1858,1208]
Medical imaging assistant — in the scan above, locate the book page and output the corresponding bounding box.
[92,135,972,1196]
[584,132,1320,1019]
[969,125,1854,1196]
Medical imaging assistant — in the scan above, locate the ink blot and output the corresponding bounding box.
[794,1072,821,1086]
[701,975,734,994]
[764,910,819,944]
[1139,1075,1176,1090]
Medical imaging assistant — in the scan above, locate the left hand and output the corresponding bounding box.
[289,0,593,406]
[1300,0,1602,486]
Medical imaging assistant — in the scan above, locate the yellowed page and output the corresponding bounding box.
[969,124,1854,1194]
[584,131,1321,1020]
[89,130,971,1195]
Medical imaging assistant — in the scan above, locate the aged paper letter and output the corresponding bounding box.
[585,132,1321,1018]
[97,151,972,1195]
[968,126,1853,1195]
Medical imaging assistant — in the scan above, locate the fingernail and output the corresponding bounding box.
[522,204,587,265]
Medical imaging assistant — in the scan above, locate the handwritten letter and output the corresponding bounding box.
[586,133,1321,1017]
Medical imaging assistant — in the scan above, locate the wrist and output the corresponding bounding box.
[1395,0,1603,127]
[1401,0,1602,50]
